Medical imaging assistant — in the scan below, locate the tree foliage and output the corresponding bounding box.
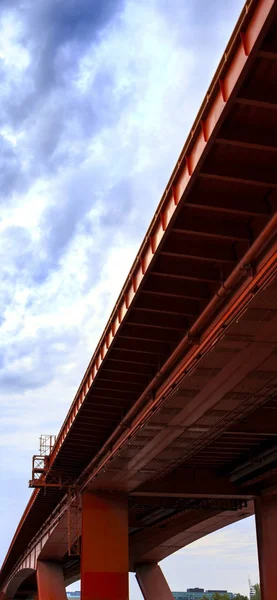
[203,594,249,600]
[251,584,261,600]
[197,585,260,600]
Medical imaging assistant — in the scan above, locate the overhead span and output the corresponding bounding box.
[1,0,277,588]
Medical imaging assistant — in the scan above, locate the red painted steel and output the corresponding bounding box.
[136,564,174,600]
[131,503,254,567]
[36,561,67,600]
[255,496,277,600]
[48,0,277,467]
[3,569,35,600]
[77,233,277,490]
[81,493,128,600]
[1,0,277,592]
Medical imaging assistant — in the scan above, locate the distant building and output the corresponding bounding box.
[173,589,234,600]
[67,588,236,599]
[207,592,234,597]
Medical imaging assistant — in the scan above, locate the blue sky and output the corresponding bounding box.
[0,0,259,597]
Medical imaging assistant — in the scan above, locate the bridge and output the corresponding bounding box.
[1,0,277,599]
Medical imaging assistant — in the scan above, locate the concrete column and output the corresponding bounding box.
[255,496,277,600]
[36,561,67,600]
[81,492,129,600]
[136,563,174,600]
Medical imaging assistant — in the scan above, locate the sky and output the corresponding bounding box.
[0,0,260,597]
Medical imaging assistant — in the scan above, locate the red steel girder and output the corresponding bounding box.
[48,0,277,470]
[1,0,277,590]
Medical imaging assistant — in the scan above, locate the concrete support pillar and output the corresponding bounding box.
[81,492,129,600]
[36,561,67,600]
[136,563,174,600]
[255,496,277,600]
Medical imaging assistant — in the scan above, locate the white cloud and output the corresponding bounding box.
[177,521,257,560]
[162,518,259,598]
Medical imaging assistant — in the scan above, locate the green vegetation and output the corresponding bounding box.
[196,583,260,600]
[198,592,250,600]
[251,584,261,600]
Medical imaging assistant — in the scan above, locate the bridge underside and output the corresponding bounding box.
[2,1,277,600]
[8,493,277,600]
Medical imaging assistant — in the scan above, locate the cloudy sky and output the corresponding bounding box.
[0,0,260,597]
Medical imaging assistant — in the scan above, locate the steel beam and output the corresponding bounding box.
[130,502,253,566]
[216,137,277,153]
[255,496,277,600]
[111,342,274,483]
[136,564,173,600]
[199,172,277,188]
[236,97,277,110]
[48,0,277,469]
[131,467,254,500]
